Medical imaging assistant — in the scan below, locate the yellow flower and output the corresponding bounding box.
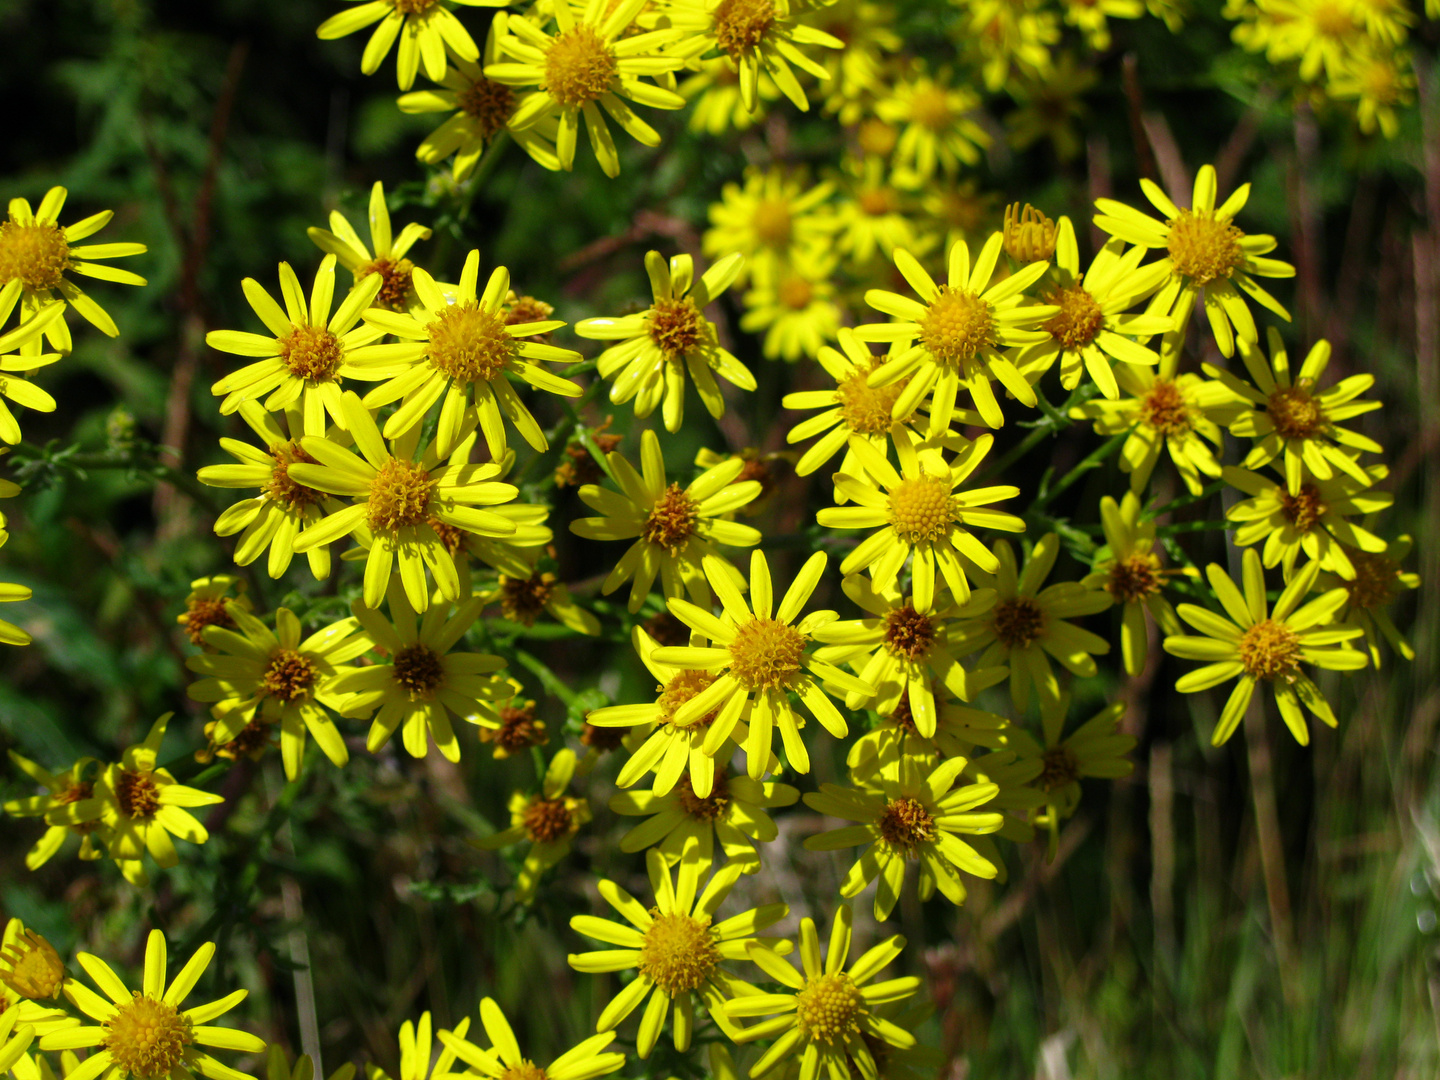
[679,58,778,135]
[437,999,624,1080]
[306,182,433,313]
[739,257,841,363]
[1080,492,1184,675]
[1163,549,1368,745]
[570,428,761,613]
[832,157,925,267]
[185,604,372,780]
[1005,54,1098,162]
[855,235,1057,431]
[804,756,1002,918]
[806,0,903,124]
[815,428,1024,609]
[207,256,388,437]
[873,64,990,182]
[40,929,264,1080]
[1330,46,1415,139]
[94,715,224,886]
[703,167,838,288]
[286,391,523,612]
[845,687,1012,782]
[484,0,689,177]
[356,251,581,460]
[575,251,752,432]
[0,303,65,444]
[474,748,590,901]
[949,534,1113,723]
[1093,165,1295,357]
[177,576,252,648]
[654,551,875,778]
[366,1012,466,1080]
[1,920,65,1002]
[476,563,599,632]
[609,768,799,874]
[316,0,504,90]
[0,186,147,347]
[812,576,1001,738]
[0,921,73,1080]
[724,904,919,1080]
[2,753,105,869]
[1012,217,1173,400]
[1203,327,1382,495]
[952,0,1059,92]
[568,844,790,1056]
[1058,0,1143,48]
[0,511,33,646]
[1319,534,1419,666]
[333,578,509,762]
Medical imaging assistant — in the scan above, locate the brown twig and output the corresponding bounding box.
[1120,55,1159,186]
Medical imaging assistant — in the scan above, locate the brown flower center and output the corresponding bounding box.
[993,596,1045,649]
[355,257,415,311]
[1043,285,1104,350]
[0,220,69,290]
[878,796,936,854]
[1238,618,1302,680]
[676,771,730,820]
[181,598,237,646]
[1267,385,1325,441]
[262,648,319,702]
[580,721,626,752]
[278,325,344,381]
[884,605,936,660]
[115,770,161,820]
[457,77,516,138]
[427,301,516,383]
[643,483,699,554]
[1107,552,1162,602]
[522,797,574,843]
[500,572,556,625]
[266,441,327,511]
[918,285,995,368]
[367,459,435,533]
[393,643,445,698]
[1166,210,1245,287]
[1140,379,1195,436]
[648,296,707,358]
[544,25,618,106]
[713,0,777,58]
[1344,549,1399,610]
[1277,484,1326,532]
[485,703,549,754]
[1038,746,1079,792]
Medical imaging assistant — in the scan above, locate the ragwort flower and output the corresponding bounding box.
[1080,492,1183,675]
[306,182,432,313]
[474,748,590,901]
[316,0,505,90]
[3,753,105,870]
[437,999,624,1080]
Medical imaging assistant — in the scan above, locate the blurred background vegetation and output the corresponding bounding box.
[1,0,1438,1076]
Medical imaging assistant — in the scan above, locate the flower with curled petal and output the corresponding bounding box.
[306,181,433,314]
[316,0,506,91]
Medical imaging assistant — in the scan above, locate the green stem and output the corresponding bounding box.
[1031,431,1129,512]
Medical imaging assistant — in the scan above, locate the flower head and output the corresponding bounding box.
[474,748,591,901]
[437,998,624,1080]
[1319,534,1419,666]
[307,182,433,313]
[3,752,106,870]
[316,0,504,90]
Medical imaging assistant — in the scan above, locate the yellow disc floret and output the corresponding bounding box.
[887,474,955,544]
[648,296,706,358]
[1003,203,1057,263]
[713,0,777,58]
[544,26,618,106]
[657,670,720,729]
[637,911,720,995]
[837,364,909,434]
[278,325,344,381]
[794,972,865,1044]
[367,459,435,532]
[1267,385,1324,441]
[643,484,699,554]
[428,302,516,383]
[1140,380,1195,436]
[104,994,195,1079]
[878,796,937,854]
[1043,285,1104,350]
[0,928,65,1000]
[728,618,806,690]
[1166,211,1245,286]
[1237,618,1301,680]
[0,219,69,290]
[918,286,994,368]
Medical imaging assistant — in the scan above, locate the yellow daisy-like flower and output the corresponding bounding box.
[3,752,105,869]
[610,768,799,873]
[832,157,925,267]
[1058,0,1143,49]
[953,0,1059,92]
[1320,534,1419,666]
[679,58,778,135]
[40,929,264,1080]
[1012,218,1173,400]
[484,0,689,178]
[570,428,762,613]
[1080,491,1183,675]
[367,1012,467,1080]
[316,0,504,90]
[177,576,252,649]
[816,428,1024,609]
[873,64,990,182]
[474,748,591,901]
[2,919,66,1003]
[1163,549,1368,746]
[357,251,581,460]
[1203,327,1382,495]
[1093,164,1295,357]
[1068,320,1238,494]
[949,534,1113,723]
[845,690,1012,785]
[724,904,919,1080]
[186,604,372,781]
[654,551,875,778]
[703,167,838,288]
[804,756,1002,919]
[207,256,387,437]
[0,303,65,444]
[93,715,224,886]
[576,251,752,432]
[287,391,522,613]
[0,1009,36,1075]
[783,329,975,481]
[333,579,509,762]
[437,999,624,1080]
[470,684,545,759]
[811,576,1001,738]
[856,235,1057,431]
[0,511,32,646]
[478,564,600,633]
[0,186,147,348]
[1222,462,1392,580]
[808,0,903,123]
[1330,45,1415,140]
[568,844,790,1056]
[739,258,841,363]
[307,182,433,313]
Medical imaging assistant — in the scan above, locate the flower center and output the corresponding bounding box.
[638,911,720,995]
[643,483,699,553]
[356,257,416,312]
[1267,385,1325,441]
[1344,549,1398,609]
[1107,552,1162,603]
[181,598,237,646]
[795,972,866,1044]
[858,188,897,217]
[837,363,909,434]
[262,647,319,702]
[1238,618,1302,680]
[266,441,327,511]
[884,605,936,660]
[1043,285,1104,350]
[581,721,626,752]
[522,797,574,843]
[500,572,556,625]
[909,85,952,130]
[200,717,274,764]
[393,643,444,698]
[1038,746,1079,792]
[278,325,344,382]
[0,220,69,290]
[1277,483,1326,532]
[856,119,897,157]
[878,796,936,854]
[485,703,549,755]
[1003,203,1057,262]
[498,1063,548,1080]
[918,286,995,368]
[883,694,918,735]
[1166,210,1245,287]
[504,294,556,337]
[115,769,161,820]
[394,0,439,13]
[367,459,435,533]
[648,296,707,358]
[752,198,793,249]
[1140,379,1195,436]
[677,771,730,820]
[544,25,618,106]
[1311,0,1358,36]
[658,670,721,729]
[887,473,955,545]
[728,617,807,691]
[1,929,65,1000]
[428,517,465,556]
[457,76,516,138]
[713,0,777,58]
[992,596,1045,649]
[778,274,814,310]
[104,994,195,1079]
[427,301,516,383]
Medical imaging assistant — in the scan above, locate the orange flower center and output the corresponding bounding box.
[648,296,707,358]
[1267,385,1324,441]
[713,0,777,58]
[1166,210,1245,287]
[1140,379,1195,436]
[544,25,618,106]
[918,285,994,368]
[643,483,699,553]
[522,797,574,843]
[457,77,516,138]
[428,301,516,383]
[1043,285,1104,350]
[262,648,319,702]
[1237,618,1301,680]
[884,605,936,660]
[728,618,806,691]
[367,459,435,533]
[279,325,344,381]
[115,769,161,820]
[1277,484,1326,532]
[1107,552,1162,603]
[878,796,936,854]
[355,256,415,311]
